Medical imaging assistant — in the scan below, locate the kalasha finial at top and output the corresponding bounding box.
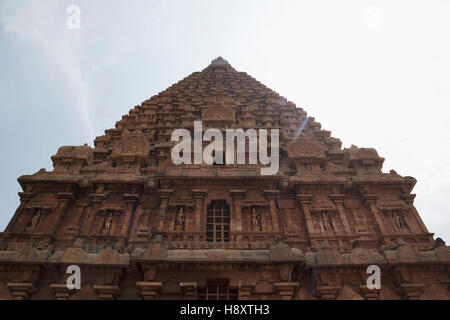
[210,56,230,67]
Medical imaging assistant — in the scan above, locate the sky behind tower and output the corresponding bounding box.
[0,0,449,241]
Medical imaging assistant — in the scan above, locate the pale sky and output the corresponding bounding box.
[0,0,449,242]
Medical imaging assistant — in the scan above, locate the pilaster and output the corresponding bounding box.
[192,189,208,232]
[330,194,351,234]
[264,190,279,232]
[121,193,140,236]
[296,194,315,236]
[230,189,247,232]
[158,189,174,231]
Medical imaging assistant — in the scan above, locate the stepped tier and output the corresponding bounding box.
[0,57,448,300]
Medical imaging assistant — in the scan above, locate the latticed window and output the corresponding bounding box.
[206,200,230,242]
[198,279,238,300]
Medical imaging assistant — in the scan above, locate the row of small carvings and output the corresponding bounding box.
[0,240,448,267]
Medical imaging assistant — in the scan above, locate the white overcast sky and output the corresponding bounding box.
[0,0,449,242]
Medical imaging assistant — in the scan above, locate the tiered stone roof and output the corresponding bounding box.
[21,57,410,189]
[0,57,448,300]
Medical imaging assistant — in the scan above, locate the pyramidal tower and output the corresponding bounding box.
[0,58,448,300]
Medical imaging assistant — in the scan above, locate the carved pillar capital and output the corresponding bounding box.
[263,189,279,199]
[7,283,37,300]
[315,285,341,300]
[359,285,380,300]
[90,193,106,204]
[362,193,377,205]
[238,282,255,300]
[399,283,424,300]
[123,193,140,204]
[50,283,75,300]
[57,192,75,204]
[192,189,208,199]
[296,194,312,205]
[159,189,174,199]
[93,285,121,300]
[180,282,197,299]
[273,282,299,300]
[229,189,246,199]
[330,194,345,203]
[136,281,163,300]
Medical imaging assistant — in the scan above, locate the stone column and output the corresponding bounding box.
[185,205,195,232]
[81,193,104,235]
[401,194,429,234]
[282,209,296,233]
[49,192,74,236]
[330,194,351,234]
[296,194,315,236]
[65,202,87,237]
[121,193,139,236]
[6,192,33,232]
[230,190,247,233]
[264,190,279,232]
[158,189,174,231]
[363,194,387,237]
[192,189,208,232]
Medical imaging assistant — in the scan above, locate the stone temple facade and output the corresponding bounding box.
[0,57,448,300]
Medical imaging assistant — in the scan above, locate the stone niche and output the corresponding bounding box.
[286,138,326,175]
[51,145,93,173]
[202,105,236,128]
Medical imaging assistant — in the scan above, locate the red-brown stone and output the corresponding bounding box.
[0,57,448,300]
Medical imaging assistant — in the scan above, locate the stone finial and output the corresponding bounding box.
[210,56,229,67]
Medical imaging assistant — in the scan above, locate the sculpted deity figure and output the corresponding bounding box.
[394,211,409,230]
[321,211,334,233]
[102,211,113,234]
[28,208,42,231]
[251,207,262,231]
[175,207,185,230]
